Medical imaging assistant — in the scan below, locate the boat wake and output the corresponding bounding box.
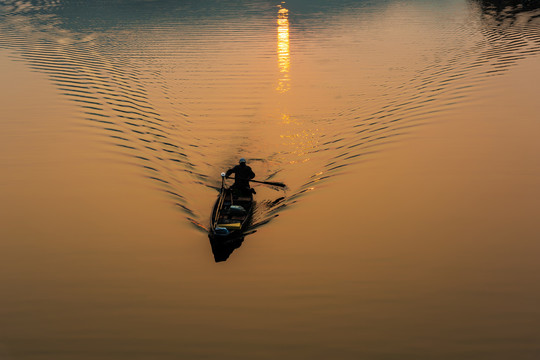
[1,0,539,236]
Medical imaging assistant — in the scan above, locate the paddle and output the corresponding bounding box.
[226,176,286,188]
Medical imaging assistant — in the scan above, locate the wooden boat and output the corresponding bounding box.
[209,173,254,240]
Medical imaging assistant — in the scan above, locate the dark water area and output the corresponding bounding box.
[1,0,540,359]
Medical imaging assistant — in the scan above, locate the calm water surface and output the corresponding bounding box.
[1,0,540,359]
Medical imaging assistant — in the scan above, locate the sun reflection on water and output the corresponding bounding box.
[276,3,290,93]
[279,113,319,165]
[275,5,320,168]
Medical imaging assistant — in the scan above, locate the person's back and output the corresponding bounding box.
[225,158,255,190]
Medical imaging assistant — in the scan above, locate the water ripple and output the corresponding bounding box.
[1,0,539,234]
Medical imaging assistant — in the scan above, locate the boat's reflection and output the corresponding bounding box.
[209,235,246,262]
[208,227,259,262]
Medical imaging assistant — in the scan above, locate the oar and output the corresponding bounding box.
[227,176,286,188]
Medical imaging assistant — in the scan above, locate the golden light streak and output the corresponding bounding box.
[276,4,290,93]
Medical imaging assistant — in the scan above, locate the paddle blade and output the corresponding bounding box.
[262,181,286,188]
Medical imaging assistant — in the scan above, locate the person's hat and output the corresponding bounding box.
[239,158,246,163]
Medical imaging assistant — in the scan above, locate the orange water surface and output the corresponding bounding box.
[1,1,540,359]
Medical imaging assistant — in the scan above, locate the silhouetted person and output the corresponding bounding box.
[225,158,255,192]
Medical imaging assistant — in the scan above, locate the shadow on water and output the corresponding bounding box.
[1,0,540,261]
[476,0,540,14]
[209,235,246,262]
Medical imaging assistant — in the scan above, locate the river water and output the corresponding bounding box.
[1,0,540,359]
